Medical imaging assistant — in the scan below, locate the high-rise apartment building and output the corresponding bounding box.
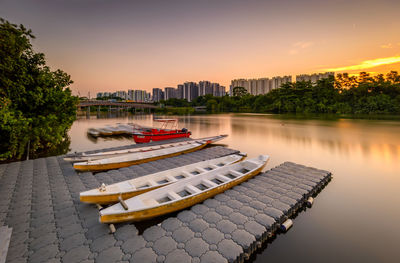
[115,91,127,99]
[211,83,226,97]
[145,92,151,102]
[150,81,227,102]
[182,82,198,102]
[296,72,335,83]
[231,75,292,96]
[177,85,184,99]
[96,90,149,101]
[133,90,147,102]
[127,90,134,100]
[164,87,177,100]
[152,88,164,102]
[199,81,213,96]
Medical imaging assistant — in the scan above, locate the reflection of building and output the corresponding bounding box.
[231,75,292,95]
[296,72,334,83]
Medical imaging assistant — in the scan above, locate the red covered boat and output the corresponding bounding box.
[133,119,191,143]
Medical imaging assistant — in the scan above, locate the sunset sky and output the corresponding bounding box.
[2,0,400,96]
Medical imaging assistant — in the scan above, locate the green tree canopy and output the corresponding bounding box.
[0,18,78,161]
[160,72,400,116]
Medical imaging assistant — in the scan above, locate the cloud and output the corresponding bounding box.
[321,56,400,72]
[293,41,314,49]
[289,41,314,55]
[381,43,393,49]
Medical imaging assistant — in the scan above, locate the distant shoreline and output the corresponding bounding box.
[77,110,400,121]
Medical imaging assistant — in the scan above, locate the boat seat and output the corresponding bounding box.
[167,191,181,200]
[197,167,208,173]
[147,179,157,186]
[202,179,218,188]
[166,175,178,183]
[185,185,201,194]
[229,170,243,177]
[128,180,137,190]
[144,199,159,206]
[216,174,231,182]
[181,171,194,177]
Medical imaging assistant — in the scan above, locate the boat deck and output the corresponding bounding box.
[0,141,331,263]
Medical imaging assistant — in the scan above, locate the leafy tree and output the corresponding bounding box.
[156,72,400,116]
[0,18,78,161]
[160,98,190,107]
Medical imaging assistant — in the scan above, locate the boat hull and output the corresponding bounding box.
[73,142,207,172]
[80,154,246,204]
[80,184,166,204]
[134,131,191,143]
[99,164,265,223]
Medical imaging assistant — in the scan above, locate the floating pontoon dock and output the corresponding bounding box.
[0,139,331,263]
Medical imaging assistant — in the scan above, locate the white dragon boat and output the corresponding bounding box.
[99,155,269,223]
[65,135,228,162]
[79,153,246,204]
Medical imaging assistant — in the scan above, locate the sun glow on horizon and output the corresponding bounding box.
[321,56,400,72]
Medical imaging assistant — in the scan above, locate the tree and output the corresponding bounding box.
[0,18,78,161]
[233,86,248,97]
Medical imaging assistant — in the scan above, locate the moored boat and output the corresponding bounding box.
[87,128,100,137]
[80,153,246,204]
[133,119,191,143]
[99,155,269,223]
[97,127,113,136]
[86,123,147,138]
[73,139,212,172]
[64,135,228,162]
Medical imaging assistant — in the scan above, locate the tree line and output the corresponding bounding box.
[0,18,78,161]
[159,72,400,114]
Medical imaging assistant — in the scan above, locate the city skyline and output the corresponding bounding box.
[96,80,226,102]
[2,0,400,95]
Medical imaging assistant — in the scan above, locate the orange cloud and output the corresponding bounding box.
[321,56,400,72]
[293,41,314,49]
[289,41,314,55]
[381,43,393,49]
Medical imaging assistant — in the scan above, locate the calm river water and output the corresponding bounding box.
[69,113,400,263]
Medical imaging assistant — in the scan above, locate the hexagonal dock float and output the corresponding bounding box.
[0,140,331,263]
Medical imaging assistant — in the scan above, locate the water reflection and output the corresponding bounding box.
[69,113,400,165]
[67,113,400,262]
[227,114,400,163]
